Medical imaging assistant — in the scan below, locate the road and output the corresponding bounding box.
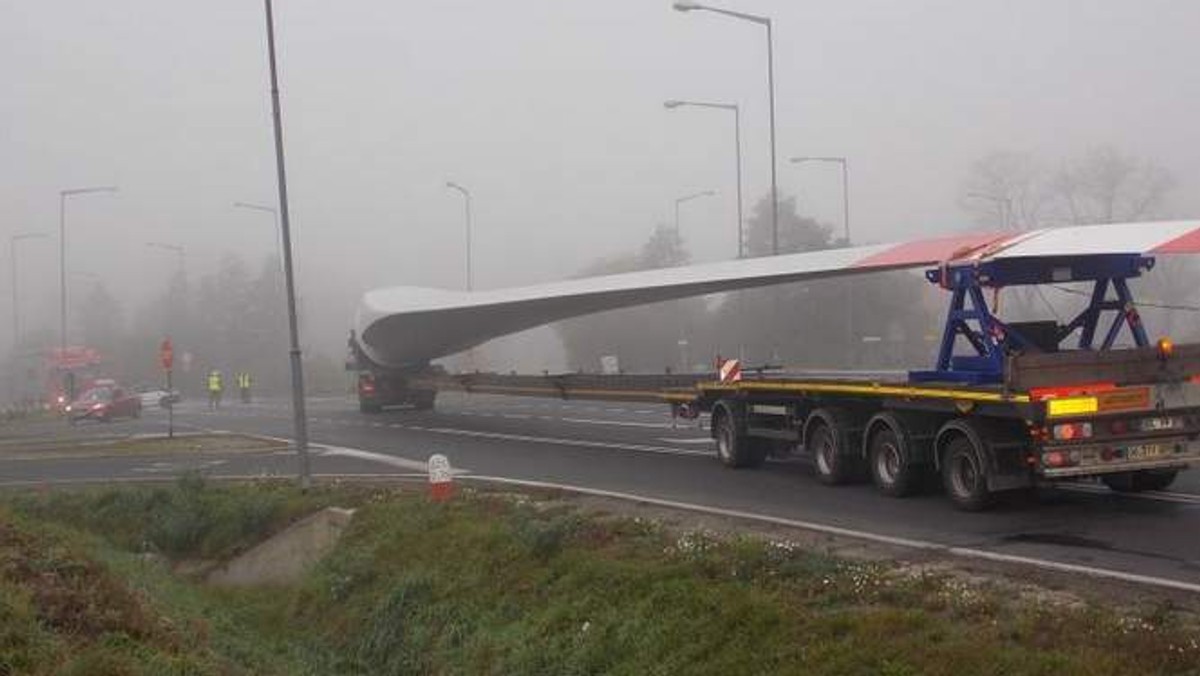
[5,392,1200,594]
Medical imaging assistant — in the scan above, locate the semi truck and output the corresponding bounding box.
[349,227,1200,510]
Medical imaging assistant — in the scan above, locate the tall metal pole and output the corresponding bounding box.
[733,105,744,258]
[233,201,284,266]
[57,186,116,400]
[672,3,777,254]
[840,158,849,243]
[663,100,743,258]
[59,193,66,357]
[446,182,473,291]
[673,190,716,237]
[765,18,778,255]
[791,156,853,362]
[263,0,310,489]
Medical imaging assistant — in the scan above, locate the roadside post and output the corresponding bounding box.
[160,338,174,439]
[428,454,453,502]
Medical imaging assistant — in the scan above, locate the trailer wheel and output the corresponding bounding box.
[1102,469,1178,493]
[941,435,992,511]
[808,422,850,485]
[868,426,916,497]
[713,407,767,469]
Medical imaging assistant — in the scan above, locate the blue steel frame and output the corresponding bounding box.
[909,254,1154,384]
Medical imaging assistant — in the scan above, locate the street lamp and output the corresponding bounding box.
[59,185,117,392]
[790,157,850,245]
[233,201,283,263]
[262,0,310,489]
[145,242,186,276]
[665,100,744,258]
[10,233,50,348]
[673,1,779,255]
[792,156,855,366]
[445,181,473,292]
[674,190,716,237]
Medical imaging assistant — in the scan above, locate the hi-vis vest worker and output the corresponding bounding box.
[207,370,224,410]
[237,372,253,403]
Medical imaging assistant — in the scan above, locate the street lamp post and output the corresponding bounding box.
[59,186,117,399]
[445,181,473,292]
[665,100,744,258]
[674,190,716,237]
[232,201,283,262]
[145,242,186,277]
[673,1,778,255]
[792,156,854,364]
[11,233,50,349]
[262,0,310,489]
[790,157,850,244]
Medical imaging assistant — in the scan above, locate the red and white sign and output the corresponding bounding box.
[428,454,454,502]
[718,357,742,383]
[159,338,174,370]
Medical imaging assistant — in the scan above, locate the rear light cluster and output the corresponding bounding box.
[1042,450,1080,468]
[1052,422,1092,441]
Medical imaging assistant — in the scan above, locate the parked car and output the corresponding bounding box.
[134,386,182,409]
[66,385,142,422]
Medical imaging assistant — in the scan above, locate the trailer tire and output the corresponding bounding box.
[808,418,851,485]
[713,406,767,469]
[941,435,993,511]
[1102,469,1178,493]
[868,425,917,497]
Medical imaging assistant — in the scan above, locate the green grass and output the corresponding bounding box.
[3,480,1200,675]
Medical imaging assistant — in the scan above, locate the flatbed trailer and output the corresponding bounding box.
[352,251,1200,509]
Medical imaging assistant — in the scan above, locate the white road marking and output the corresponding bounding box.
[317,445,462,473]
[502,414,532,420]
[561,417,674,429]
[417,426,710,457]
[660,437,714,445]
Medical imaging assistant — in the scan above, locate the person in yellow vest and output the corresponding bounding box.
[207,370,224,410]
[237,372,252,404]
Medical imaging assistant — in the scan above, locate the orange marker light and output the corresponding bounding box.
[1157,337,1175,361]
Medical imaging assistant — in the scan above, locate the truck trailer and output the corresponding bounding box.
[350,224,1200,510]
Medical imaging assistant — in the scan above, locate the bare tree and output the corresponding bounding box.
[959,151,1049,231]
[1050,145,1175,224]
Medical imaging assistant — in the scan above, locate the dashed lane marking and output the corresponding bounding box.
[561,417,674,430]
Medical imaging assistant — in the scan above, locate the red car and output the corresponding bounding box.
[67,384,142,423]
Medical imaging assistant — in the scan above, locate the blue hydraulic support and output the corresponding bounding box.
[909,254,1154,385]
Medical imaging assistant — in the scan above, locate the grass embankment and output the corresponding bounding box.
[2,479,1200,675]
[0,433,285,461]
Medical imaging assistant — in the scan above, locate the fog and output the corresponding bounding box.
[4,1,1200,379]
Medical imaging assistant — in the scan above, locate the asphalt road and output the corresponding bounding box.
[5,392,1200,593]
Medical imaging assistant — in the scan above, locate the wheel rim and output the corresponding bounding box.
[815,432,835,475]
[950,451,979,498]
[875,441,900,486]
[717,419,732,462]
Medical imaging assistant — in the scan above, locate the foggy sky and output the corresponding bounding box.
[4,0,1200,362]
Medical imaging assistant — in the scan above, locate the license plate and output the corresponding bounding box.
[1138,417,1183,432]
[1124,443,1169,461]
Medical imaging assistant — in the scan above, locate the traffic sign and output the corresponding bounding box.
[160,338,174,370]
